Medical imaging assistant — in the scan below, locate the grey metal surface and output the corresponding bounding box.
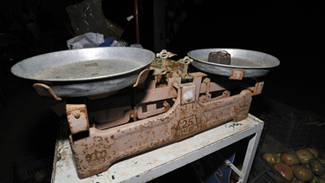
[11,47,155,97]
[187,48,280,78]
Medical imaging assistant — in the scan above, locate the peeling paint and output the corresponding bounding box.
[66,72,255,179]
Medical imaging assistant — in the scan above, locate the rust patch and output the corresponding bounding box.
[77,164,108,179]
[168,84,177,97]
[85,62,98,67]
[67,72,256,179]
[175,116,200,138]
[73,112,80,119]
[66,104,89,134]
[85,149,107,166]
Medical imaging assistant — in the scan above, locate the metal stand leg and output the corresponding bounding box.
[216,121,263,183]
[239,129,263,183]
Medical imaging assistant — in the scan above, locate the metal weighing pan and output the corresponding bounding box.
[11,47,155,97]
[187,48,280,78]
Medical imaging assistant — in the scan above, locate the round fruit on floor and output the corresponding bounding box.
[306,147,319,159]
[263,153,280,166]
[281,151,300,166]
[291,179,306,183]
[273,163,294,181]
[308,159,325,176]
[296,149,315,164]
[293,165,315,182]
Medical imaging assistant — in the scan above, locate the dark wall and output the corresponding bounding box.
[0,0,82,26]
[1,1,323,115]
[164,2,324,115]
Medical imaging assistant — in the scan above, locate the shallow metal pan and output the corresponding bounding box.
[187,48,280,78]
[11,47,155,97]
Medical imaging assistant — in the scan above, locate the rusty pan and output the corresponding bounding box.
[11,47,155,97]
[187,48,280,78]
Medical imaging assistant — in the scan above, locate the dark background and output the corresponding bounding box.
[111,1,325,116]
[1,1,324,116]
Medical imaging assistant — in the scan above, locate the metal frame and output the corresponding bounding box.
[51,114,263,183]
[64,71,255,179]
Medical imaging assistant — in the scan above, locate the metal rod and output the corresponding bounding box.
[240,126,263,183]
[134,0,140,43]
[216,152,244,178]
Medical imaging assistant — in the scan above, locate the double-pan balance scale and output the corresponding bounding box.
[11,47,279,179]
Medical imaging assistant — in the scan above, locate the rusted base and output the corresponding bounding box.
[66,72,254,179]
